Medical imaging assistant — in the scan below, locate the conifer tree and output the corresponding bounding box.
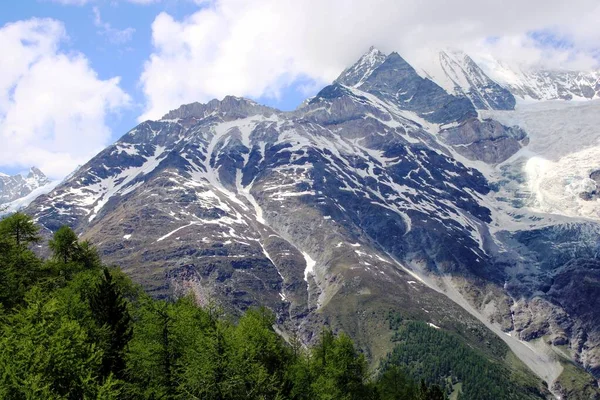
[75,240,102,270]
[49,225,79,264]
[89,268,133,380]
[0,212,40,248]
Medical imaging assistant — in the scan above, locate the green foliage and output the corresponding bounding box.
[0,288,104,399]
[382,315,545,400]
[49,225,80,264]
[376,366,418,400]
[0,212,40,247]
[308,329,372,400]
[0,213,42,308]
[75,240,102,270]
[89,268,133,380]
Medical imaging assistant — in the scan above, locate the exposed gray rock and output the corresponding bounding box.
[440,118,528,164]
[318,50,478,125]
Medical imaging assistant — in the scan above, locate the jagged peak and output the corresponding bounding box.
[383,51,417,69]
[0,168,46,180]
[335,46,387,87]
[161,95,277,121]
[28,166,46,177]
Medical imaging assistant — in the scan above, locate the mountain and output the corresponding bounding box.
[477,56,600,101]
[24,48,600,397]
[0,167,52,207]
[414,50,517,110]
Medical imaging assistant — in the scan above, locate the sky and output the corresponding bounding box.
[1,0,599,179]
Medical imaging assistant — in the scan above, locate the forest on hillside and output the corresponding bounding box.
[0,212,448,400]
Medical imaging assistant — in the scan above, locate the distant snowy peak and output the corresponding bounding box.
[323,49,477,125]
[416,50,516,110]
[337,47,514,111]
[477,57,600,101]
[0,167,50,206]
[335,46,387,87]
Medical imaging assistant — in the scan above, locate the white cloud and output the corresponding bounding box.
[0,18,130,179]
[139,0,600,120]
[93,6,135,44]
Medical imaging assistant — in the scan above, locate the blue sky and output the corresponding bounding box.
[1,0,598,179]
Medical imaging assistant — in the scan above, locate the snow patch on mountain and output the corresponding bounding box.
[302,251,316,282]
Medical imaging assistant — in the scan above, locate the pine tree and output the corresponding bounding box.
[0,213,42,308]
[49,225,79,264]
[89,268,133,380]
[75,240,102,270]
[0,212,40,248]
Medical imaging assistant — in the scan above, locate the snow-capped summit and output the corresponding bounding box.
[0,167,50,206]
[476,56,600,101]
[413,49,516,110]
[328,49,477,124]
[335,46,387,87]
[335,46,599,110]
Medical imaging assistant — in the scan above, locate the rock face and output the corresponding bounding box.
[334,50,478,124]
[440,118,528,164]
[23,47,600,394]
[0,167,50,205]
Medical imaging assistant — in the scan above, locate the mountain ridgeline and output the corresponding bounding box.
[0,167,50,205]
[21,48,600,398]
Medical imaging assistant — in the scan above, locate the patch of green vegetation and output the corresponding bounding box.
[554,361,600,399]
[381,313,547,400]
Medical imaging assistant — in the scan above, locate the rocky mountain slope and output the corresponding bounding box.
[23,48,600,397]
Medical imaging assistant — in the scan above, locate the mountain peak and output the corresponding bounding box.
[161,95,277,121]
[0,166,50,207]
[28,166,46,178]
[476,56,600,101]
[335,46,387,87]
[26,166,50,187]
[410,49,516,110]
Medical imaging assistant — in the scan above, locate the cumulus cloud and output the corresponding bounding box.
[139,0,600,120]
[0,18,130,179]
